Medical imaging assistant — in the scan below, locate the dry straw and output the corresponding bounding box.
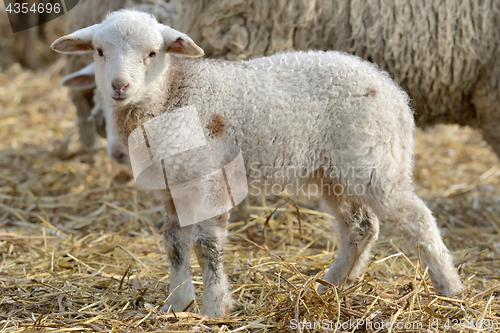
[1,38,500,333]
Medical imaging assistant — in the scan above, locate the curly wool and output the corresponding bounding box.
[178,1,495,120]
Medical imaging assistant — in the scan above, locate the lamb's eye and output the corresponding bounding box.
[148,51,157,58]
[97,48,104,57]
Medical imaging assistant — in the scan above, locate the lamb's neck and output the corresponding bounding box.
[112,85,165,147]
[161,56,196,113]
[130,68,169,111]
[113,57,196,145]
[126,56,195,112]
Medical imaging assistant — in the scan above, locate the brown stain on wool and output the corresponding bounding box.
[207,113,225,139]
[365,88,376,97]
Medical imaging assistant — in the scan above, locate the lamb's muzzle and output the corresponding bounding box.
[52,9,465,318]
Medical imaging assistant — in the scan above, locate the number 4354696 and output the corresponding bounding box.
[6,2,61,14]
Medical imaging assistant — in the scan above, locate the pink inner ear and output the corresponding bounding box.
[173,43,184,52]
[167,39,186,53]
[174,38,186,51]
[165,36,203,56]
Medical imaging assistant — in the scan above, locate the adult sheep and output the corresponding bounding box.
[64,0,500,159]
[178,0,500,157]
[52,9,464,317]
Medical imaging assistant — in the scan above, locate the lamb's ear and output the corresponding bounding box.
[61,63,96,90]
[51,24,100,54]
[161,26,204,57]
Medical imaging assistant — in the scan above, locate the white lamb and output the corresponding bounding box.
[61,63,129,164]
[52,10,464,317]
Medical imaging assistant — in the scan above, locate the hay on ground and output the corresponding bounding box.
[0,58,500,332]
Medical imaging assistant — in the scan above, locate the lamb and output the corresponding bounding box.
[65,0,500,160]
[61,63,128,163]
[52,10,464,317]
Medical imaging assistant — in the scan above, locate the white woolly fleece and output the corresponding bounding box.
[151,51,415,194]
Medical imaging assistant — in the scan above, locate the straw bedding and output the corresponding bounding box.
[1,16,500,333]
[0,60,499,332]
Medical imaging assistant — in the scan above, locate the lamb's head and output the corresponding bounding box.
[52,10,204,106]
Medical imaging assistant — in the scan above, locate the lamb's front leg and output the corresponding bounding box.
[162,213,195,313]
[193,213,233,317]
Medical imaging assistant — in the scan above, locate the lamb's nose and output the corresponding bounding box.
[111,81,129,93]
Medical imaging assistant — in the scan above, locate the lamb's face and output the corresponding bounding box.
[51,9,204,106]
[92,23,165,106]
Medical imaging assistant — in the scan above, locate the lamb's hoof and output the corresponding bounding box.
[433,279,465,297]
[200,294,233,318]
[162,299,193,313]
[162,283,195,313]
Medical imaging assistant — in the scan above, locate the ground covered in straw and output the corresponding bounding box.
[1,34,500,333]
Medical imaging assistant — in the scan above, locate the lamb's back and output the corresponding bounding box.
[183,51,414,180]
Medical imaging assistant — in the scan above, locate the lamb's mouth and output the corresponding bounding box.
[111,92,137,103]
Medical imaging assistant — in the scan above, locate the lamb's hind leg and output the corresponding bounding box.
[318,194,379,293]
[193,212,233,317]
[161,200,195,313]
[369,192,464,296]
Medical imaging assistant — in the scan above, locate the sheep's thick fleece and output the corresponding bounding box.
[177,0,500,142]
[52,10,464,318]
